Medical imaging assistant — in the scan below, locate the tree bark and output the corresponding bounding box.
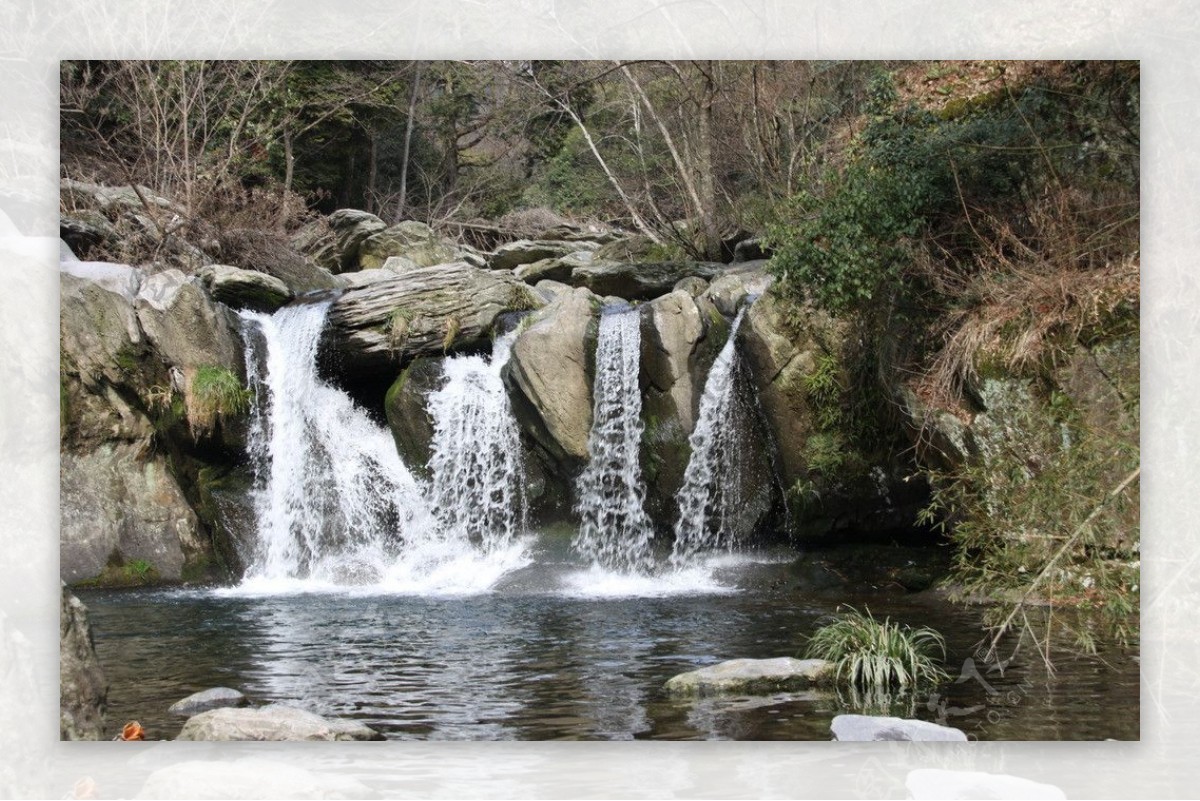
[396,61,423,222]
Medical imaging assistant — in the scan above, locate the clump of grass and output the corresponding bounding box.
[441,316,461,352]
[805,606,949,690]
[389,307,415,350]
[186,365,250,437]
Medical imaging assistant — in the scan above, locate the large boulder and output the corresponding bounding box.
[502,288,598,472]
[571,260,723,301]
[175,705,384,741]
[664,658,833,697]
[60,586,107,740]
[638,291,709,518]
[324,262,539,375]
[358,220,458,270]
[215,228,339,294]
[134,270,243,376]
[384,357,444,477]
[741,294,923,541]
[830,714,967,742]
[60,267,236,586]
[488,239,597,271]
[513,250,594,284]
[61,442,205,584]
[702,262,773,316]
[298,209,386,274]
[198,264,292,313]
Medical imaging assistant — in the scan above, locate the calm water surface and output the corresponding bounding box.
[78,537,1139,741]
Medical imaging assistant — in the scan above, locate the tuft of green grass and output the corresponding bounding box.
[805,606,949,690]
[187,366,250,436]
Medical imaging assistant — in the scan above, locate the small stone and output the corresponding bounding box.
[168,687,247,716]
[664,657,834,697]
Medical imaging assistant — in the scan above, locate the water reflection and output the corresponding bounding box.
[78,541,1138,742]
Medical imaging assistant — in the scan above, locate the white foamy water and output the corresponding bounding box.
[572,307,656,573]
[237,303,528,594]
[426,331,526,553]
[671,307,752,564]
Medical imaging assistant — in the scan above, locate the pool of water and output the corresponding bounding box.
[77,536,1139,741]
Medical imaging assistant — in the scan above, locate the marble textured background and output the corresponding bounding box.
[0,1,1190,796]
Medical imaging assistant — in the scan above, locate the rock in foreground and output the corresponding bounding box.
[168,687,248,716]
[831,714,967,742]
[60,585,108,740]
[664,658,833,697]
[176,704,384,741]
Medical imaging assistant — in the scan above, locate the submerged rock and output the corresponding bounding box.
[830,714,967,742]
[175,705,384,741]
[60,586,108,740]
[664,657,833,697]
[168,687,247,716]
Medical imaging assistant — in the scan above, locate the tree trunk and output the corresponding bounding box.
[694,62,720,261]
[396,61,423,222]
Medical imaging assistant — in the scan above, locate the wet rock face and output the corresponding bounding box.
[60,586,107,740]
[384,357,444,479]
[503,288,597,462]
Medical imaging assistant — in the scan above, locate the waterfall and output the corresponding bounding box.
[573,306,656,573]
[240,302,435,584]
[237,302,529,591]
[426,330,526,553]
[671,306,752,564]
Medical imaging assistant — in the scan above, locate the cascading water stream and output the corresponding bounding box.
[426,330,526,553]
[240,302,434,584]
[237,303,528,592]
[573,306,656,573]
[671,306,752,564]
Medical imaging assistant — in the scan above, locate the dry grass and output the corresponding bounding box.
[918,187,1139,403]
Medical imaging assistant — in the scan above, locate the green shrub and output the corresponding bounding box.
[805,606,949,690]
[919,378,1140,651]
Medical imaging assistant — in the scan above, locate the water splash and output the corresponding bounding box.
[238,303,529,592]
[671,306,753,564]
[240,303,435,584]
[573,307,656,573]
[426,330,526,553]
